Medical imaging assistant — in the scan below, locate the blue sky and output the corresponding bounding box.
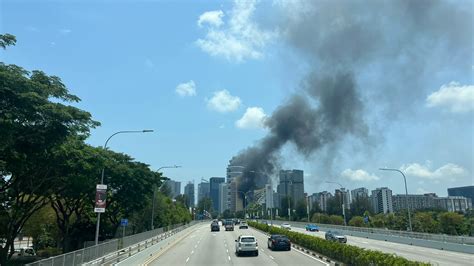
[1,0,473,197]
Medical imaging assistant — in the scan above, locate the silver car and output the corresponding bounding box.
[235,235,258,256]
[325,231,347,243]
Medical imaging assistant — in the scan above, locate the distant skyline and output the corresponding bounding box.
[2,0,472,198]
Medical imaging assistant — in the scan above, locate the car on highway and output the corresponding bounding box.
[224,219,235,231]
[239,222,248,229]
[235,235,258,256]
[325,231,347,243]
[234,219,241,225]
[305,224,320,232]
[267,234,291,251]
[280,223,291,230]
[211,221,220,232]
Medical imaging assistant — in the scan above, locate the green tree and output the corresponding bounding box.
[295,199,308,221]
[439,212,464,235]
[0,58,98,264]
[197,197,213,215]
[350,196,371,217]
[326,196,342,216]
[221,209,234,219]
[413,212,440,234]
[349,216,365,227]
[329,215,344,225]
[311,213,331,224]
[0,33,16,49]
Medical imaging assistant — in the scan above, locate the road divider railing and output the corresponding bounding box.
[26,221,199,266]
[248,221,430,266]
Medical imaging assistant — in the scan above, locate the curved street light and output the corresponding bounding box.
[326,181,347,226]
[151,165,182,230]
[379,168,413,231]
[95,129,154,245]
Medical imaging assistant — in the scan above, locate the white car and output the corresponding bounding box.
[280,223,291,230]
[235,235,258,256]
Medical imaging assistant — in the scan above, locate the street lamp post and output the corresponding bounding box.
[151,165,181,230]
[95,130,154,245]
[380,168,413,231]
[326,181,347,226]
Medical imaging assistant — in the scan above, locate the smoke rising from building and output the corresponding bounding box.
[233,0,472,193]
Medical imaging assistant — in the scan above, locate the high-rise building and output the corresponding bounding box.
[436,196,472,212]
[265,184,274,209]
[197,181,210,202]
[308,193,319,211]
[226,158,244,184]
[351,187,369,200]
[210,177,225,212]
[448,186,474,206]
[184,182,195,207]
[335,188,350,209]
[229,180,243,212]
[392,193,437,211]
[164,180,181,198]
[218,183,230,213]
[278,170,305,207]
[371,187,393,214]
[316,191,332,212]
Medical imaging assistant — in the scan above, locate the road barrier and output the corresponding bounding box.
[26,221,200,266]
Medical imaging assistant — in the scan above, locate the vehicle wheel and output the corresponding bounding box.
[255,251,259,256]
[287,246,291,251]
[236,251,239,257]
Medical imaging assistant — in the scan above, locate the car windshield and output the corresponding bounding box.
[241,237,255,242]
[332,231,342,235]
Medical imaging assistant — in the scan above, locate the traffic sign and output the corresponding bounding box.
[121,218,128,226]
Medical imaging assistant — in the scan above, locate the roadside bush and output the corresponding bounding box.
[36,247,62,258]
[248,221,429,266]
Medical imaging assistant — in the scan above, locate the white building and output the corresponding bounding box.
[436,196,472,212]
[371,187,393,214]
[218,183,230,213]
[316,191,332,212]
[351,187,369,200]
[265,184,274,208]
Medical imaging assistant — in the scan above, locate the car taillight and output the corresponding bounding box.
[255,242,258,246]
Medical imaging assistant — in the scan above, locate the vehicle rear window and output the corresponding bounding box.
[241,237,255,242]
[276,236,289,241]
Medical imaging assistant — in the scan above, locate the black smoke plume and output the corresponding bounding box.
[233,0,472,193]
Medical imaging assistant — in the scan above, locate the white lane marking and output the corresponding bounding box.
[195,244,198,248]
[292,247,330,266]
[226,249,229,253]
[362,241,369,244]
[186,257,190,263]
[228,255,231,261]
[191,250,194,254]
[269,255,275,260]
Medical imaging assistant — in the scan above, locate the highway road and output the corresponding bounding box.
[288,225,473,265]
[146,223,329,266]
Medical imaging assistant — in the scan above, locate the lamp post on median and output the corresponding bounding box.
[151,165,181,230]
[379,168,413,231]
[326,181,347,226]
[95,129,154,245]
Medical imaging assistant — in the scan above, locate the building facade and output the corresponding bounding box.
[197,181,210,203]
[316,191,332,212]
[335,188,351,209]
[165,180,181,199]
[277,169,305,207]
[392,193,437,212]
[371,187,393,214]
[448,186,474,206]
[218,183,230,213]
[184,182,195,207]
[210,177,225,212]
[351,187,369,200]
[436,196,472,212]
[265,184,274,209]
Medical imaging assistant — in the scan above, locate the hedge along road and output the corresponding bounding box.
[288,225,474,265]
[145,222,329,266]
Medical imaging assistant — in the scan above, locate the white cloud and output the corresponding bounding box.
[175,80,197,97]
[59,29,72,34]
[207,90,241,112]
[401,162,467,181]
[236,107,267,129]
[196,0,274,62]
[341,169,380,182]
[426,82,474,113]
[198,10,224,28]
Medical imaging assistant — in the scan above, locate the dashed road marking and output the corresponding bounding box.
[195,244,198,248]
[186,257,190,263]
[191,250,194,254]
[228,255,231,261]
[269,255,275,260]
[226,249,229,253]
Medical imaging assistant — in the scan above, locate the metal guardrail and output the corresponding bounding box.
[267,220,474,245]
[26,221,197,266]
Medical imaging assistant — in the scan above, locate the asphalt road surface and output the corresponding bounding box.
[289,225,473,266]
[147,223,329,266]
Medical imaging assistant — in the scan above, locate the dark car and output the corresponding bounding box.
[305,224,320,232]
[225,220,235,231]
[211,221,220,232]
[325,231,347,243]
[267,234,291,251]
[234,219,241,225]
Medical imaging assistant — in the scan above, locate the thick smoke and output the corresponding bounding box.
[233,0,472,193]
